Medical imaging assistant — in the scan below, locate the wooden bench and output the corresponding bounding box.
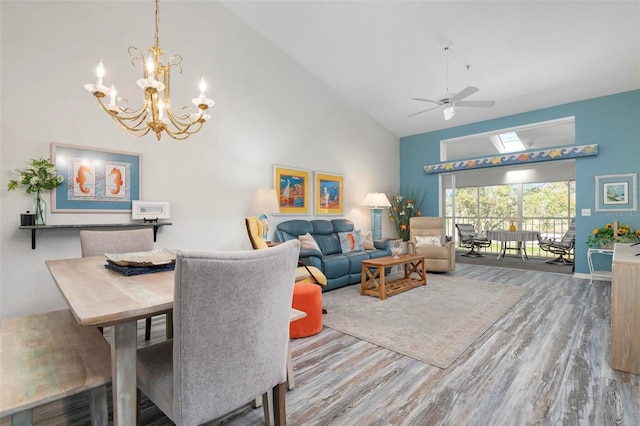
[0,309,112,425]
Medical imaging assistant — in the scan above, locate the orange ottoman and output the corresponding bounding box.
[290,282,323,338]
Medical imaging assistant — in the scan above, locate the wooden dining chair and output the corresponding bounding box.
[136,240,300,426]
[79,228,166,340]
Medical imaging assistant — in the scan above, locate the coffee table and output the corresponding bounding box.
[361,253,426,300]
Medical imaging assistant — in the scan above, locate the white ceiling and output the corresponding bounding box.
[220,1,640,138]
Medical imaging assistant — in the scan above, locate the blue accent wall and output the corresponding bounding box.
[400,89,640,274]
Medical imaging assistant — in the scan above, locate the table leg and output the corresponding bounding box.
[379,266,386,300]
[110,322,138,426]
[497,242,505,260]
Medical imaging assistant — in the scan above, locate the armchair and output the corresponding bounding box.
[455,223,491,257]
[539,219,575,265]
[407,217,455,272]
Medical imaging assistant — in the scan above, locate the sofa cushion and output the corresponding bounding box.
[277,220,314,240]
[361,230,375,250]
[344,251,370,273]
[314,233,342,255]
[416,235,442,247]
[338,230,363,253]
[321,254,350,279]
[331,218,355,233]
[414,245,450,259]
[298,233,321,251]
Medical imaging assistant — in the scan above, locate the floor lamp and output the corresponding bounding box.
[361,192,391,240]
[252,188,279,240]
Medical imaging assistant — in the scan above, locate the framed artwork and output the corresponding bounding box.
[595,173,637,212]
[51,143,142,212]
[315,171,343,215]
[132,201,170,220]
[273,165,310,215]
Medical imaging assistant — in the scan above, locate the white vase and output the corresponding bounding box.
[33,193,46,225]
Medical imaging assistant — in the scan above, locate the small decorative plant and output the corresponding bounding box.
[586,222,640,248]
[387,188,426,241]
[7,158,64,225]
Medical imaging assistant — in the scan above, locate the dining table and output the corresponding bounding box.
[486,229,540,262]
[45,255,306,426]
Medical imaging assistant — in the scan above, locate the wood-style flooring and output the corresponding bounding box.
[4,263,638,425]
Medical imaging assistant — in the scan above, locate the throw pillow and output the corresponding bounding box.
[298,233,320,251]
[361,230,375,250]
[415,235,442,247]
[338,230,364,253]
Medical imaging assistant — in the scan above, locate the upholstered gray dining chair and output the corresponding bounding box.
[80,228,163,340]
[136,240,299,426]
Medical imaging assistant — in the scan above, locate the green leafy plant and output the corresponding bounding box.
[7,158,63,225]
[586,222,640,248]
[387,188,426,241]
[7,158,63,194]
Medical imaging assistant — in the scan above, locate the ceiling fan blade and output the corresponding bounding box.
[407,105,441,117]
[412,97,443,105]
[456,100,495,108]
[450,86,479,102]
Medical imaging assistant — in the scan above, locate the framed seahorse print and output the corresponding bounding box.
[51,143,142,212]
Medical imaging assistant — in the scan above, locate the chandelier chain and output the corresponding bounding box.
[154,0,160,52]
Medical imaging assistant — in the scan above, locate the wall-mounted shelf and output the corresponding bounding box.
[19,222,172,249]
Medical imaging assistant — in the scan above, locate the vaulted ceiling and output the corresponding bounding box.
[221,1,640,138]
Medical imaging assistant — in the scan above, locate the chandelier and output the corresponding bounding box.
[84,0,214,141]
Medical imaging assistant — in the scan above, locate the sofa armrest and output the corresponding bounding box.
[299,247,323,259]
[373,239,390,250]
[407,241,415,254]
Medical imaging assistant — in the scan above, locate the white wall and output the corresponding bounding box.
[0,1,398,319]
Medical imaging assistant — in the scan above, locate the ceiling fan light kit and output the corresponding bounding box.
[409,43,495,121]
[443,105,455,121]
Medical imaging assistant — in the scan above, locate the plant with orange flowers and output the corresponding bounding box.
[386,188,426,241]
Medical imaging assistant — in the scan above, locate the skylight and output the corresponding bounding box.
[498,132,525,153]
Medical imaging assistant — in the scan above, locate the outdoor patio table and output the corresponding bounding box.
[487,230,540,262]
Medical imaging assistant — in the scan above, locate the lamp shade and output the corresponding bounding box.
[252,188,279,214]
[361,192,391,208]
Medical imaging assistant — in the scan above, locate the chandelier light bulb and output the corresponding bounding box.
[199,78,207,94]
[146,57,155,78]
[96,61,105,86]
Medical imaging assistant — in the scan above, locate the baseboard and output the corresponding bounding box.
[573,272,612,282]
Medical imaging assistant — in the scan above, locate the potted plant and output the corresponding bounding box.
[586,222,640,248]
[7,158,64,225]
[386,187,426,242]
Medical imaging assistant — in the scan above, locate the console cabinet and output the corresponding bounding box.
[610,243,640,375]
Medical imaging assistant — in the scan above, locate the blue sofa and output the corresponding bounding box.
[274,219,391,291]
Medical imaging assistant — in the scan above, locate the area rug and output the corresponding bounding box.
[321,274,530,369]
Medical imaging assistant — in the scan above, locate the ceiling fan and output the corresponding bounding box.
[409,43,495,120]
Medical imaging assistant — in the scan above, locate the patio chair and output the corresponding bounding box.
[455,223,491,257]
[539,219,575,265]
